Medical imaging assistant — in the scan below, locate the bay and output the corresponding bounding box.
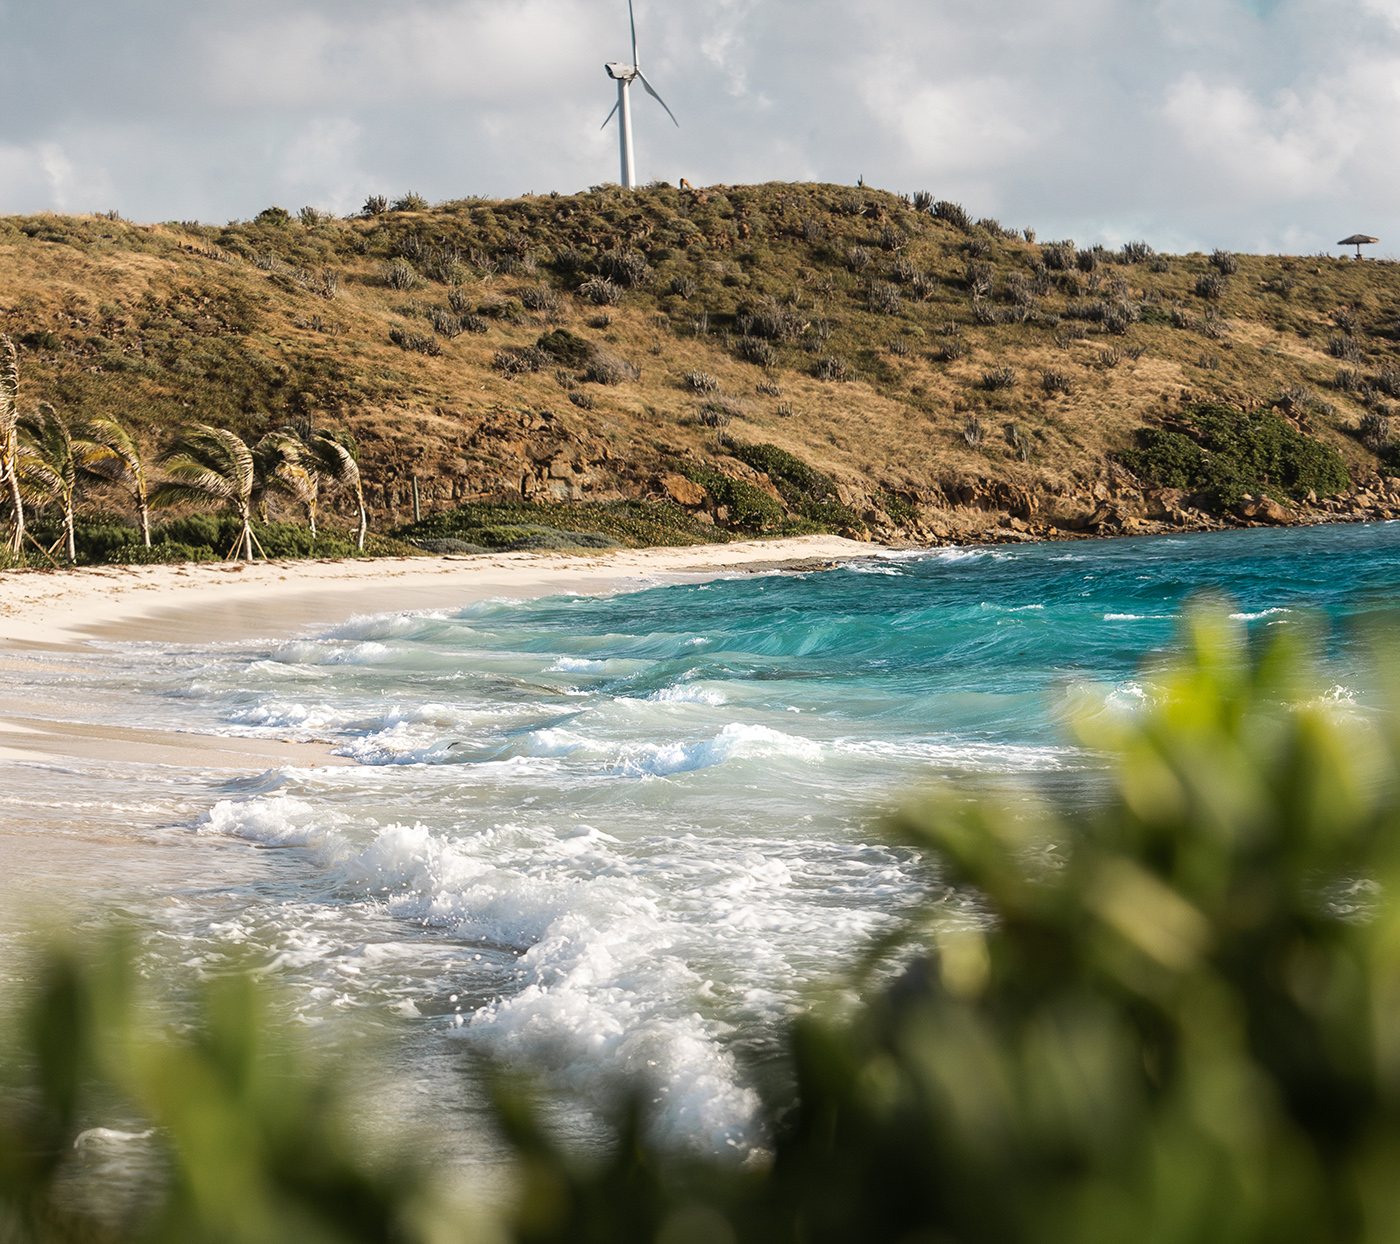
[7,522,1400,1160]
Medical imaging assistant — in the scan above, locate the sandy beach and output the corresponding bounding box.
[0,535,877,770]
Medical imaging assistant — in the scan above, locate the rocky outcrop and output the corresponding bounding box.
[656,472,706,507]
[353,396,1395,548]
[1234,494,1292,525]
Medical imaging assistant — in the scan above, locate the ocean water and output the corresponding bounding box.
[8,522,1400,1159]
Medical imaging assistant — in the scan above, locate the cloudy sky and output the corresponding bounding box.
[3,0,1399,254]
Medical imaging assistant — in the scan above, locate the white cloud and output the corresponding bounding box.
[1158,47,1400,236]
[276,118,368,212]
[1161,74,1348,197]
[0,142,113,214]
[196,0,597,107]
[5,0,1400,252]
[864,72,1048,175]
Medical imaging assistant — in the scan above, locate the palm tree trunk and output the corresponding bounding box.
[3,461,23,556]
[356,492,367,552]
[237,500,253,562]
[139,498,151,547]
[64,498,76,564]
[308,500,317,539]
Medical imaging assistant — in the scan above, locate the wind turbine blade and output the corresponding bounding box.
[638,71,679,126]
[600,99,620,130]
[630,0,639,69]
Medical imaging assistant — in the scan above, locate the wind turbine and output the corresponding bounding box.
[601,0,678,189]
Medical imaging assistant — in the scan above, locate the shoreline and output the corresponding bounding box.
[4,491,1396,653]
[0,518,1386,770]
[0,534,879,651]
[0,535,875,770]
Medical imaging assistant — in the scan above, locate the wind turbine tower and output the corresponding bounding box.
[602,0,677,189]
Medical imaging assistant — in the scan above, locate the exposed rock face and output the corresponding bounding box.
[1040,497,1095,531]
[1142,488,1186,520]
[1234,494,1292,525]
[657,472,706,507]
[352,397,1368,545]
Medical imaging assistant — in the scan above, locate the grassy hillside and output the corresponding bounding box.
[2,184,1397,545]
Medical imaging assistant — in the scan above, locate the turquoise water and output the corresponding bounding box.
[10,522,1400,1156]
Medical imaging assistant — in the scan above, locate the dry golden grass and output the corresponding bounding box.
[1,187,1396,531]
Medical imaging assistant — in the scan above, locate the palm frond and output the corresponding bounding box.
[149,481,237,511]
[76,416,143,483]
[0,336,17,435]
[15,405,75,503]
[156,425,254,508]
[77,454,130,488]
[310,434,360,486]
[15,460,63,503]
[156,458,238,504]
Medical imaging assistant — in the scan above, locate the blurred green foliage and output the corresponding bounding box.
[1122,402,1350,504]
[7,610,1400,1241]
[0,939,427,1244]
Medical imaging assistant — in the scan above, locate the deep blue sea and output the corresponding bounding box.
[9,522,1400,1158]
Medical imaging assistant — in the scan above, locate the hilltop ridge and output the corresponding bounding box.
[3,182,1399,547]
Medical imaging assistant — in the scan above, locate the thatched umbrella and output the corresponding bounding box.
[1339,234,1378,259]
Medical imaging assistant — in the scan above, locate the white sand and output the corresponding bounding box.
[0,535,877,650]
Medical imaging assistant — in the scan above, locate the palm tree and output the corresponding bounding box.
[152,425,258,562]
[17,403,79,563]
[296,429,367,549]
[252,431,316,532]
[0,335,24,557]
[76,416,152,547]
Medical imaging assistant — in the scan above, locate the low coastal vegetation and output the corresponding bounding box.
[6,611,1400,1241]
[393,498,725,552]
[1122,400,1350,506]
[3,183,1400,555]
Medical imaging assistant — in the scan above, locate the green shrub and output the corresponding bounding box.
[876,489,916,524]
[684,466,785,532]
[730,442,831,498]
[394,499,726,549]
[442,524,620,552]
[412,537,489,555]
[1121,402,1349,504]
[535,329,591,367]
[103,541,219,565]
[18,330,62,351]
[42,514,410,564]
[729,441,861,529]
[27,517,139,565]
[1121,427,1212,490]
[157,512,226,549]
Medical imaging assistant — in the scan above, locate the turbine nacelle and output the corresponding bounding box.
[605,62,639,83]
